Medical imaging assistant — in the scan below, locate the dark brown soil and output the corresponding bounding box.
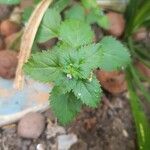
[0,94,137,150]
[69,95,136,150]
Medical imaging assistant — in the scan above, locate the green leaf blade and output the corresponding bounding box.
[24,50,63,83]
[99,36,131,71]
[59,19,94,47]
[79,43,103,71]
[50,87,82,125]
[73,78,102,107]
[126,69,150,150]
[51,0,70,12]
[36,8,61,43]
[65,4,85,21]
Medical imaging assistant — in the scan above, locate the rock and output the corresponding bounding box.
[0,36,5,50]
[37,144,46,150]
[17,112,45,139]
[57,134,78,150]
[133,28,147,41]
[122,129,129,138]
[0,50,18,79]
[46,120,66,139]
[107,12,125,37]
[0,20,20,37]
[96,70,127,94]
[0,5,12,21]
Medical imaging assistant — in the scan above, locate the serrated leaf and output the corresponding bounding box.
[24,50,63,83]
[24,42,101,85]
[58,76,77,93]
[73,77,101,107]
[51,0,70,12]
[50,87,82,125]
[57,44,101,80]
[86,10,98,24]
[79,43,103,73]
[65,4,85,21]
[36,8,61,43]
[59,20,94,47]
[97,15,109,29]
[0,0,21,4]
[99,36,131,71]
[86,8,109,29]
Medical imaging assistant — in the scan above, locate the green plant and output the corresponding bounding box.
[0,0,130,125]
[23,7,130,124]
[64,0,109,29]
[124,0,150,149]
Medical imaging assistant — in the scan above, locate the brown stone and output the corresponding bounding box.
[107,12,125,37]
[96,70,127,94]
[17,112,45,139]
[0,50,18,79]
[0,20,20,37]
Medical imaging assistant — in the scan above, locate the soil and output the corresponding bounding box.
[0,94,136,150]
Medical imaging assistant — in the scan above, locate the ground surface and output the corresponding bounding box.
[0,94,136,150]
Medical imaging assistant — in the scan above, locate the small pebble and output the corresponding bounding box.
[107,11,125,37]
[122,129,129,138]
[0,20,20,37]
[17,112,45,139]
[46,120,66,139]
[0,50,18,79]
[57,134,78,150]
[37,143,46,150]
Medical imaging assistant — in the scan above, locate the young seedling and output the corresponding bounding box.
[24,11,130,124]
[0,0,131,125]
[65,0,109,29]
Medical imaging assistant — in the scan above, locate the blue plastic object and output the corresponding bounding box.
[0,77,52,126]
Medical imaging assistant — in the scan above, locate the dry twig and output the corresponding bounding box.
[14,0,53,89]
